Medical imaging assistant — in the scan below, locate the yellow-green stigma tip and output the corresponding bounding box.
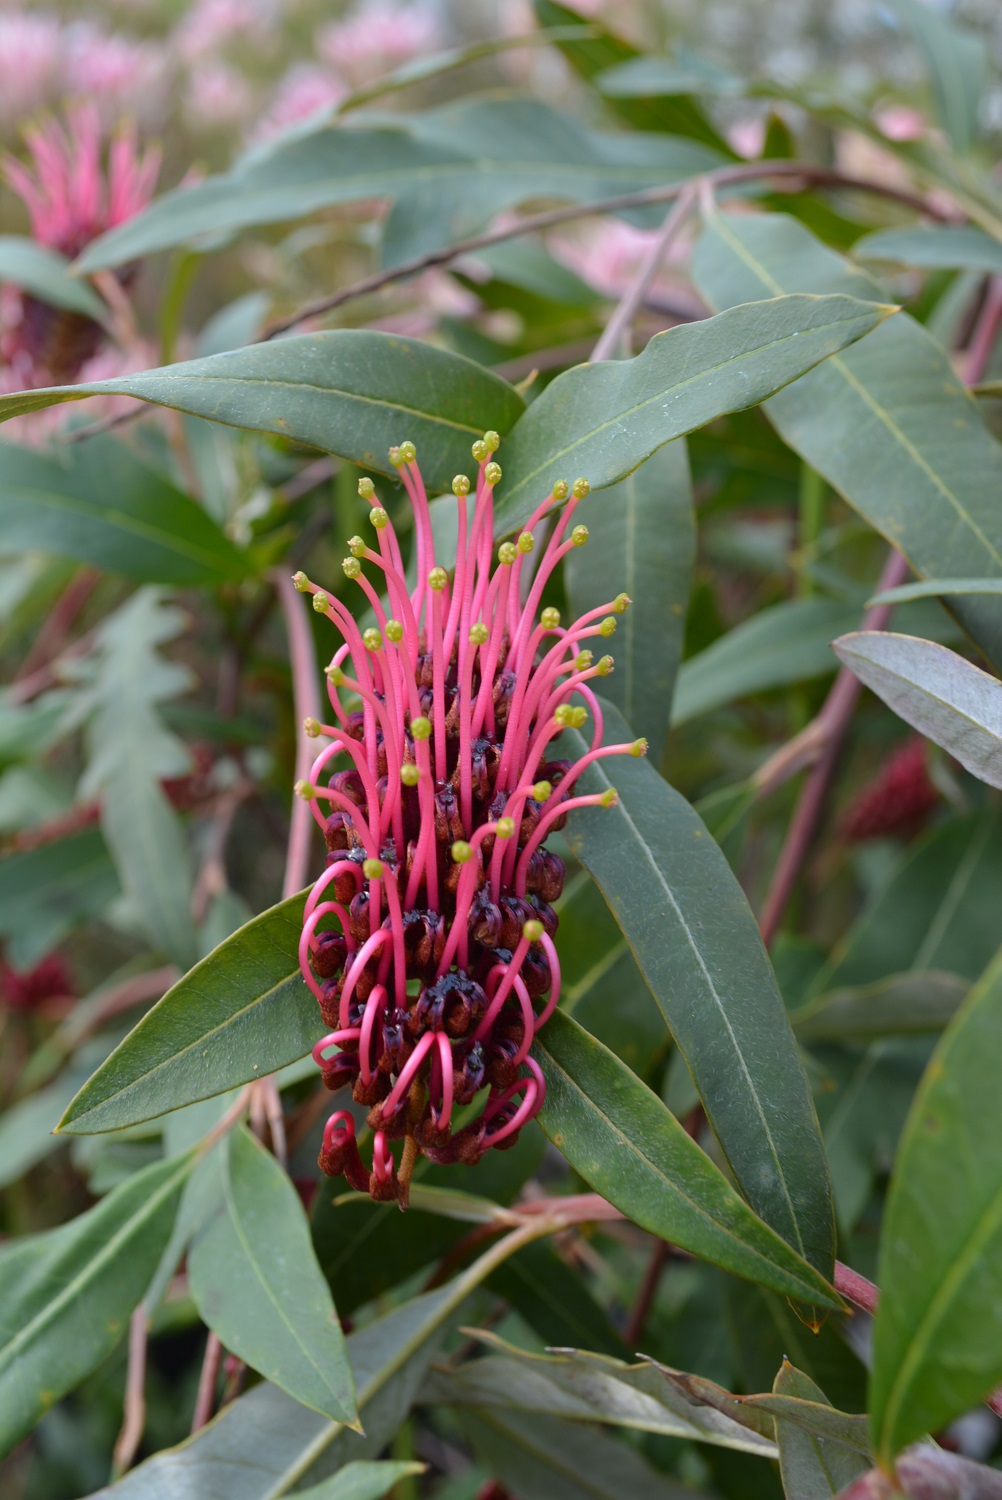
[428,566,448,591]
[362,857,384,879]
[533,780,553,802]
[452,474,471,497]
[631,738,649,757]
[540,607,561,630]
[294,779,314,800]
[411,716,432,741]
[572,477,590,499]
[551,480,568,502]
[385,619,404,643]
[369,506,388,529]
[614,592,632,613]
[342,556,361,579]
[517,530,534,554]
[388,445,403,467]
[598,616,617,637]
[495,816,515,840]
[398,440,416,464]
[484,461,502,487]
[312,591,330,613]
[363,628,382,652]
[400,763,420,786]
[472,439,489,464]
[570,706,587,728]
[303,717,321,738]
[523,919,544,943]
[575,651,593,671]
[553,704,573,727]
[596,654,614,676]
[469,621,489,645]
[483,430,500,453]
[326,664,345,686]
[358,477,375,499]
[292,570,310,592]
[498,542,517,566]
[600,788,619,808]
[347,535,366,558]
[451,840,473,864]
[571,524,589,546]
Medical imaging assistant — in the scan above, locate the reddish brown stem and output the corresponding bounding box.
[191,1332,223,1433]
[835,1259,880,1314]
[111,1302,148,1479]
[15,567,100,682]
[624,1240,671,1348]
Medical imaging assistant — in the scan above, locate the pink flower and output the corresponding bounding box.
[296,435,642,1203]
[62,24,167,126]
[552,217,680,297]
[315,1,442,88]
[185,60,255,128]
[174,0,277,64]
[0,13,63,125]
[251,63,346,144]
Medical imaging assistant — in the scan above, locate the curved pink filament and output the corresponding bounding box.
[381,1029,435,1120]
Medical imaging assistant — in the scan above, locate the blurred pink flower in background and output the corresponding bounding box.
[0,12,63,125]
[186,60,255,127]
[63,24,168,126]
[175,0,278,64]
[315,0,442,87]
[875,105,926,141]
[550,217,684,297]
[253,62,347,144]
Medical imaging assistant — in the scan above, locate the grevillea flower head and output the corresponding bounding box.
[1,104,159,387]
[297,435,644,1205]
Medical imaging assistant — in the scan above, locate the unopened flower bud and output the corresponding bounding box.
[452,840,473,864]
[294,779,315,800]
[631,738,648,757]
[400,763,420,787]
[572,477,590,499]
[385,619,404,643]
[571,525,589,546]
[303,717,321,737]
[428,567,448,592]
[410,716,432,741]
[312,591,330,613]
[363,628,382,652]
[398,440,416,464]
[523,919,544,943]
[347,535,366,558]
[469,621,489,645]
[517,530,534,554]
[540,607,561,630]
[614,592,632,613]
[600,787,619,808]
[292,570,310,592]
[596,654,614,675]
[363,857,384,879]
[358,477,375,499]
[342,557,361,579]
[498,542,517,566]
[452,474,470,496]
[552,480,569,502]
[495,816,515,840]
[533,780,553,802]
[598,616,617,637]
[483,429,500,452]
[369,506,388,529]
[484,461,502,487]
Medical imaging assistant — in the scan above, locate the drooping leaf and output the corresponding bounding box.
[425,1335,777,1454]
[58,891,316,1134]
[561,700,835,1280]
[0,235,108,319]
[0,826,119,970]
[76,96,722,272]
[770,1362,869,1498]
[854,224,1002,274]
[0,1150,192,1457]
[188,1126,356,1425]
[0,436,250,584]
[725,1279,868,1417]
[458,1408,694,1500]
[871,947,1002,1461]
[534,1011,840,1307]
[792,972,968,1044]
[0,332,524,495]
[565,442,695,757]
[888,0,987,154]
[833,632,1002,790]
[493,293,895,532]
[692,209,1002,669]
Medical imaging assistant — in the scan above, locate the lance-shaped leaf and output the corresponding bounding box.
[771,1362,869,1498]
[871,948,1002,1461]
[0,436,251,584]
[0,235,108,318]
[423,1337,778,1455]
[561,700,835,1279]
[0,1150,191,1457]
[692,209,1002,669]
[889,0,987,154]
[293,1464,427,1500]
[833,632,1002,790]
[494,293,895,532]
[792,972,968,1044]
[649,1363,871,1456]
[533,1011,841,1307]
[188,1126,356,1425]
[565,442,695,758]
[854,224,1002,274]
[58,891,316,1134]
[0,331,524,493]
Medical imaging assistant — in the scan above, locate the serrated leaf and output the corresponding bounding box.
[692,208,1002,669]
[533,1011,841,1307]
[58,891,317,1134]
[189,1126,356,1424]
[494,293,895,533]
[0,235,108,319]
[833,631,1002,790]
[0,1150,191,1457]
[872,947,1002,1461]
[0,436,250,584]
[0,332,524,495]
[561,699,835,1280]
[565,443,694,757]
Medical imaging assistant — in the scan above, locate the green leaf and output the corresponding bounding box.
[0,235,108,320]
[0,332,524,495]
[533,1011,841,1307]
[565,443,694,757]
[58,891,317,1134]
[792,971,968,1044]
[459,1408,694,1500]
[672,597,861,725]
[833,632,1002,790]
[0,827,119,971]
[494,293,895,534]
[871,947,1002,1461]
[771,1362,869,1498]
[854,224,1002,274]
[0,1150,191,1457]
[77,96,722,272]
[425,1337,778,1454]
[293,1463,427,1500]
[0,436,250,584]
[889,0,987,154]
[869,577,1002,604]
[488,1238,628,1358]
[561,699,835,1279]
[692,209,1002,670]
[189,1126,356,1424]
[725,1279,868,1416]
[595,53,745,102]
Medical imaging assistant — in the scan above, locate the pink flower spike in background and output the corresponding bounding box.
[295,434,644,1205]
